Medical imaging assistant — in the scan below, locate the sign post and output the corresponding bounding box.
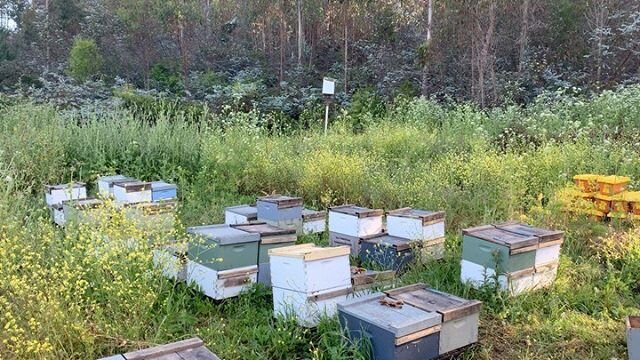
[322,77,336,136]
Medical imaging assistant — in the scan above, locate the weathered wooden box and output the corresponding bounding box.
[329,231,363,255]
[45,182,87,207]
[627,316,640,360]
[385,284,481,355]
[98,337,220,360]
[113,181,152,205]
[386,208,445,241]
[187,224,260,271]
[460,259,535,296]
[186,261,258,300]
[302,208,326,234]
[462,224,538,273]
[597,175,630,196]
[150,181,177,202]
[232,222,297,285]
[97,175,136,197]
[338,292,442,360]
[328,205,384,238]
[273,285,353,328]
[62,198,105,226]
[269,244,352,293]
[351,267,395,292]
[224,204,258,224]
[359,234,415,272]
[495,222,563,267]
[152,243,187,281]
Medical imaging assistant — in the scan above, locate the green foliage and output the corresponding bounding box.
[67,38,103,82]
[150,62,183,93]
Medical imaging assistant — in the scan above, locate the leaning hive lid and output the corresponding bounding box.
[151,181,177,191]
[573,174,601,181]
[268,243,349,261]
[386,208,445,223]
[329,205,384,218]
[337,292,441,338]
[361,234,412,251]
[302,208,326,220]
[231,222,295,236]
[462,224,538,250]
[495,222,564,244]
[598,175,631,185]
[385,283,482,322]
[45,182,86,193]
[187,224,259,245]
[257,194,303,208]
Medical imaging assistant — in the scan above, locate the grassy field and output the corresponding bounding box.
[1,87,640,359]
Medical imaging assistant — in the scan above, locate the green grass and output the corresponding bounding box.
[1,88,640,359]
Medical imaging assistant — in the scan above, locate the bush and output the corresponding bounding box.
[67,38,103,82]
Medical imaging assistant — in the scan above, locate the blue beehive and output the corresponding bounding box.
[256,194,303,222]
[338,292,441,360]
[151,181,178,202]
[360,234,415,272]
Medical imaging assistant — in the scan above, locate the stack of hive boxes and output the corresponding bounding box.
[338,283,481,359]
[572,174,640,221]
[461,222,564,296]
[328,205,384,255]
[270,244,353,327]
[45,182,87,226]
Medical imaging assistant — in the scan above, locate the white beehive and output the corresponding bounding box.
[272,285,353,327]
[386,208,445,241]
[269,244,352,293]
[495,222,564,267]
[224,204,258,225]
[328,205,383,238]
[186,261,258,300]
[97,175,136,197]
[45,182,87,207]
[302,208,326,234]
[112,181,152,205]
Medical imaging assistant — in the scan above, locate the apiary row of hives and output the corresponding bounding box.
[572,174,640,220]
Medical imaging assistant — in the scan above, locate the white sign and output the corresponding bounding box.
[322,78,336,95]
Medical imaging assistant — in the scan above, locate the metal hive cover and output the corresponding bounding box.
[386,208,445,223]
[330,205,384,218]
[462,224,538,250]
[495,222,563,243]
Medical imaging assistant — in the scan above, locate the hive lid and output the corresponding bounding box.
[45,182,86,193]
[573,174,601,181]
[351,267,395,286]
[226,204,257,215]
[385,283,482,322]
[114,181,152,192]
[361,234,412,251]
[329,205,384,218]
[598,175,630,185]
[462,224,538,250]
[151,181,177,191]
[257,194,303,208]
[65,198,103,209]
[623,192,640,202]
[187,224,260,245]
[337,292,441,339]
[268,243,349,260]
[99,175,137,185]
[302,208,326,220]
[386,208,445,223]
[494,222,564,244]
[231,222,296,236]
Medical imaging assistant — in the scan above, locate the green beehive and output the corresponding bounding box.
[187,224,260,271]
[231,222,297,263]
[462,224,538,273]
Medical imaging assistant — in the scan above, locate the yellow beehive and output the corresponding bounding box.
[597,176,630,196]
[625,192,640,215]
[573,174,602,193]
[593,193,620,213]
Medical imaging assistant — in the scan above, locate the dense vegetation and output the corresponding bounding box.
[1,87,640,359]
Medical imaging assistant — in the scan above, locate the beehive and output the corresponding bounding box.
[302,208,326,234]
[359,234,415,272]
[385,284,481,355]
[495,222,564,267]
[232,222,296,285]
[186,262,258,300]
[627,316,640,360]
[328,232,363,255]
[573,174,601,193]
[460,259,535,296]
[124,201,176,236]
[273,285,353,327]
[597,175,630,196]
[50,204,66,226]
[627,192,640,215]
[97,175,136,197]
[113,181,152,205]
[462,224,538,273]
[224,204,258,225]
[338,292,442,360]
[256,195,303,231]
[328,205,384,238]
[44,182,87,207]
[187,224,259,271]
[150,181,177,202]
[386,208,445,241]
[63,198,105,226]
[350,267,395,292]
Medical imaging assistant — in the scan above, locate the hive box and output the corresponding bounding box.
[328,205,383,238]
[329,232,363,255]
[97,175,136,197]
[302,208,326,234]
[187,224,260,271]
[351,267,395,292]
[153,243,187,281]
[99,337,221,360]
[273,285,353,327]
[186,262,258,300]
[385,284,481,355]
[495,222,564,267]
[151,181,177,202]
[597,175,630,196]
[256,195,303,231]
[113,181,152,205]
[627,316,640,360]
[460,259,535,296]
[232,222,297,285]
[63,198,105,226]
[386,208,445,241]
[462,224,538,273]
[359,234,415,272]
[269,244,352,293]
[573,174,601,193]
[50,204,66,226]
[124,200,176,236]
[413,237,446,262]
[224,204,258,225]
[45,182,87,207]
[338,292,441,360]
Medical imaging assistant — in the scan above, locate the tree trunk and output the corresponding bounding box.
[422,0,433,95]
[518,0,530,73]
[297,0,304,66]
[343,0,349,94]
[279,0,285,83]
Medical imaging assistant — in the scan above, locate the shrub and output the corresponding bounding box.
[67,38,103,82]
